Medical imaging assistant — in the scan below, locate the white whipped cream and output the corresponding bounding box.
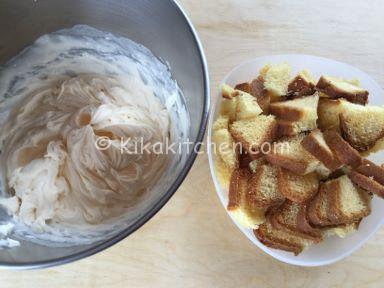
[0,223,19,248]
[0,238,20,248]
[1,73,170,229]
[0,222,14,236]
[0,25,189,245]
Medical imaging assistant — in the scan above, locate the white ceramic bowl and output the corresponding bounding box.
[207,54,384,266]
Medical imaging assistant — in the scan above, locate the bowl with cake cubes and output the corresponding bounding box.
[207,54,384,266]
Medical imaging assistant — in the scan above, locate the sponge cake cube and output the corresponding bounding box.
[301,129,343,171]
[213,115,229,131]
[227,168,265,229]
[288,70,316,97]
[326,175,371,225]
[277,168,319,203]
[230,115,277,154]
[236,91,263,120]
[270,93,319,136]
[316,75,368,104]
[323,130,363,168]
[212,128,238,170]
[247,163,285,209]
[265,133,321,175]
[260,63,292,99]
[339,104,384,151]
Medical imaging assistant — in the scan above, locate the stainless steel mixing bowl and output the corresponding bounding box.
[0,0,209,269]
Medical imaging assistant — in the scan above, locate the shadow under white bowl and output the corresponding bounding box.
[207,54,384,267]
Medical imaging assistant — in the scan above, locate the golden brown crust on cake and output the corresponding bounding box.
[277,168,319,203]
[227,169,249,211]
[317,98,344,132]
[348,171,384,198]
[254,222,303,255]
[340,114,384,152]
[238,151,253,169]
[301,130,343,171]
[276,120,297,137]
[250,76,266,97]
[269,94,319,137]
[277,120,318,138]
[308,176,371,227]
[296,203,323,239]
[222,84,240,99]
[316,76,368,104]
[323,130,362,168]
[266,154,310,176]
[265,134,320,175]
[270,103,304,121]
[356,159,384,185]
[307,185,333,227]
[327,168,347,180]
[270,201,322,242]
[230,116,278,153]
[326,176,371,225]
[269,94,319,121]
[247,164,285,209]
[235,82,252,94]
[254,206,311,256]
[325,180,344,224]
[227,168,265,228]
[249,76,270,113]
[288,75,316,97]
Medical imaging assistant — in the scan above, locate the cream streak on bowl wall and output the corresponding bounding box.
[0,25,189,246]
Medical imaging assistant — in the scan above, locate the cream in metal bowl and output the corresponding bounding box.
[0,0,209,269]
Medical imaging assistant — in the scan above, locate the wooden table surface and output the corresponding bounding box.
[1,0,384,287]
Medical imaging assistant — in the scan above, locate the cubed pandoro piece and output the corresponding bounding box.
[247,163,285,209]
[229,115,277,155]
[235,77,270,114]
[265,133,321,175]
[339,104,384,152]
[317,97,384,151]
[255,217,312,256]
[287,70,317,97]
[236,91,263,120]
[326,175,371,225]
[316,75,368,104]
[348,159,384,198]
[307,183,334,227]
[270,93,319,136]
[270,200,322,242]
[213,115,229,131]
[317,98,347,132]
[227,168,265,229]
[212,128,238,170]
[220,84,239,121]
[277,168,319,203]
[323,130,362,169]
[259,63,292,100]
[220,83,263,121]
[301,129,343,171]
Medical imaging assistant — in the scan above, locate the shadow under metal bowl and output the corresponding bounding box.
[0,0,209,269]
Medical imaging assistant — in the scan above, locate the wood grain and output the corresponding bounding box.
[1,0,384,287]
